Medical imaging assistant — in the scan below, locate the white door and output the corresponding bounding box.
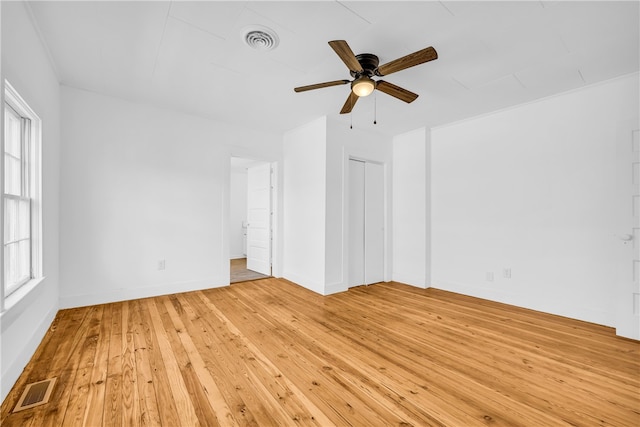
[348,159,384,287]
[348,160,366,286]
[246,163,271,276]
[364,162,384,284]
[615,123,640,339]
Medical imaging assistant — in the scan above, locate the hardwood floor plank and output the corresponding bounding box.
[41,307,98,427]
[193,290,337,427]
[359,285,640,403]
[2,279,638,427]
[103,300,123,427]
[333,288,625,425]
[241,284,490,425]
[218,284,466,426]
[374,285,639,374]
[154,296,218,427]
[163,295,235,426]
[121,301,140,426]
[61,305,104,426]
[83,303,112,427]
[177,292,281,426]
[145,298,201,427]
[130,298,161,426]
[137,298,181,427]
[229,281,520,426]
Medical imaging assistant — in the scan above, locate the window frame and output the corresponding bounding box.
[4,104,32,294]
[2,80,43,310]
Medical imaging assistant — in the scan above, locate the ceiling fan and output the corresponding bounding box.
[294,40,438,114]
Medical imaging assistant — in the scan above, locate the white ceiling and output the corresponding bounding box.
[27,1,639,136]
[230,156,268,172]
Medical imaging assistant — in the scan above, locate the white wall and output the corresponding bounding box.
[283,116,392,295]
[431,74,639,328]
[282,117,327,293]
[59,86,281,308]
[283,117,391,295]
[0,2,61,402]
[392,127,429,288]
[326,117,392,294]
[229,169,247,259]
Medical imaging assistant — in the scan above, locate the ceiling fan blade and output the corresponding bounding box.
[340,91,359,114]
[329,40,363,73]
[294,80,350,93]
[376,46,438,76]
[376,80,419,103]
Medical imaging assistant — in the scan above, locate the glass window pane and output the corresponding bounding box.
[4,108,22,158]
[3,198,29,243]
[17,239,30,281]
[3,240,31,295]
[18,199,31,240]
[4,197,17,243]
[5,243,16,291]
[4,155,21,195]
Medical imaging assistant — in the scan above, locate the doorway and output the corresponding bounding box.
[348,159,384,287]
[229,157,273,283]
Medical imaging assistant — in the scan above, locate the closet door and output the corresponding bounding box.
[348,160,365,287]
[348,159,384,287]
[364,162,384,284]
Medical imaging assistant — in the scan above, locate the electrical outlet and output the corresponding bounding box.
[158,259,166,270]
[503,268,511,279]
[486,272,494,282]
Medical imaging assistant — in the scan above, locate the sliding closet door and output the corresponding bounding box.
[364,162,384,284]
[348,159,384,288]
[348,160,366,287]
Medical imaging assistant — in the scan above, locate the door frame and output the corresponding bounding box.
[227,155,280,283]
[342,149,391,291]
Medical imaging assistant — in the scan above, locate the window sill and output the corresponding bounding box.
[0,277,47,332]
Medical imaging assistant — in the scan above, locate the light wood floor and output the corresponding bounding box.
[2,279,639,426]
[230,258,270,284]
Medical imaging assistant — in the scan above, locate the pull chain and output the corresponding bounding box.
[374,91,377,125]
[350,96,353,129]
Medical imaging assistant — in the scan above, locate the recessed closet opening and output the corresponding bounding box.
[348,158,385,288]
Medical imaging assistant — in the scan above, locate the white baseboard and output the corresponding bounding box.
[392,273,428,289]
[325,281,348,295]
[282,271,325,295]
[433,279,613,328]
[59,277,229,309]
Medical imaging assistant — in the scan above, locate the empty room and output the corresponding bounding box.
[1,1,639,426]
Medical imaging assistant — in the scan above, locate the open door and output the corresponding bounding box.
[615,123,640,339]
[246,163,272,276]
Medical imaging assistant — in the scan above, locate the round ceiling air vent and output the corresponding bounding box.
[242,25,279,51]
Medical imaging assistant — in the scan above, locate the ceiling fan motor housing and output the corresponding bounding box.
[350,53,379,78]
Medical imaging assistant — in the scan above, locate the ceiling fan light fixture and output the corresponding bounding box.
[351,76,375,97]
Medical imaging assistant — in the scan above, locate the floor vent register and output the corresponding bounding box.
[13,377,57,412]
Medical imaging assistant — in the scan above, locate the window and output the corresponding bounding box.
[2,81,42,303]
